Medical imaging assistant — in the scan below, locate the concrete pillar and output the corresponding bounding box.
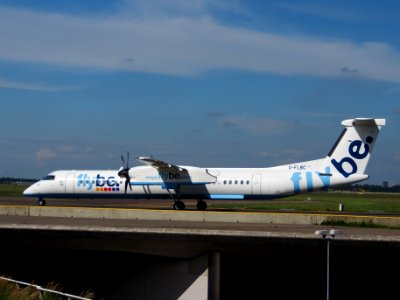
[208,252,221,300]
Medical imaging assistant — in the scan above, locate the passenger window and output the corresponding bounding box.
[229,180,232,184]
[223,180,227,185]
[234,180,238,185]
[240,180,244,185]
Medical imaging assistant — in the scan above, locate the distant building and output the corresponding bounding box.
[383,181,389,189]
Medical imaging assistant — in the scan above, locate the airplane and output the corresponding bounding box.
[23,118,385,210]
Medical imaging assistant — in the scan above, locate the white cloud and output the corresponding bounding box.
[0,4,400,82]
[206,113,291,135]
[0,77,81,92]
[35,145,93,165]
[35,147,57,164]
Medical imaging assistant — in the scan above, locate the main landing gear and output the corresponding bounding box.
[173,200,186,210]
[167,187,207,210]
[37,198,46,206]
[196,199,207,211]
[167,188,186,210]
[173,199,207,210]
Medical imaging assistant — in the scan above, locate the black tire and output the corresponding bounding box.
[174,200,186,210]
[196,200,207,210]
[38,198,46,206]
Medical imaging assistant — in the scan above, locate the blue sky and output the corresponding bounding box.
[0,0,399,184]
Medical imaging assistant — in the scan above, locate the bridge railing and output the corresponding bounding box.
[0,276,93,300]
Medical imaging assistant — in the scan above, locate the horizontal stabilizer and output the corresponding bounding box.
[342,118,386,127]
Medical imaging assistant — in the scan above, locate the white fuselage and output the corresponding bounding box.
[23,163,366,200]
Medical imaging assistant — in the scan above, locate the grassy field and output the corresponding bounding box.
[0,183,30,197]
[208,192,400,213]
[0,184,29,197]
[1,183,400,213]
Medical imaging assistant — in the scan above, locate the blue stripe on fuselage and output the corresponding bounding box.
[210,194,244,200]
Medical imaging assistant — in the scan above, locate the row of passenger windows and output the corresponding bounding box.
[41,175,251,185]
[222,180,250,185]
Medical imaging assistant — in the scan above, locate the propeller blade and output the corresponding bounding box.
[118,152,131,194]
[124,180,129,194]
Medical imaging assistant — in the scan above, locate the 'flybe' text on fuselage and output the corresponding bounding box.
[145,171,191,181]
[77,174,120,191]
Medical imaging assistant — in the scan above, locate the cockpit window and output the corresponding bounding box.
[43,175,55,180]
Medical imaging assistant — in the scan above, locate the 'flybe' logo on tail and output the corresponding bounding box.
[331,137,373,178]
[77,174,120,192]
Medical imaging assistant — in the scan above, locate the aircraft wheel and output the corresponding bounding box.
[38,198,46,206]
[196,200,207,210]
[174,200,185,210]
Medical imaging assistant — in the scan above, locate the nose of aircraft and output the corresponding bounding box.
[23,184,36,196]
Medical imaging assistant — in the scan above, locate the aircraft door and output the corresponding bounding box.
[252,174,261,195]
[65,173,75,193]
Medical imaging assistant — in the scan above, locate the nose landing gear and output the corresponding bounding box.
[37,198,46,206]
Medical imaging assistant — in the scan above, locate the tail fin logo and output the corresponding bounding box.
[331,137,373,178]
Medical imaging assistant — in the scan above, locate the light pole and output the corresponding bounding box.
[315,229,342,300]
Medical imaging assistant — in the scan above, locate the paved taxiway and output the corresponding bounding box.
[0,214,399,239]
[1,197,400,241]
[2,196,400,216]
[0,196,178,209]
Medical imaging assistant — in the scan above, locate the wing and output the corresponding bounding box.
[135,156,216,187]
[137,156,187,172]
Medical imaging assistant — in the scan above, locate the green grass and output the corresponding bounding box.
[0,184,29,197]
[209,191,400,213]
[321,219,391,229]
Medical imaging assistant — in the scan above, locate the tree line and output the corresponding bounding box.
[0,177,38,184]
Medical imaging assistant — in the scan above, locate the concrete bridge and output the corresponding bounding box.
[0,206,400,299]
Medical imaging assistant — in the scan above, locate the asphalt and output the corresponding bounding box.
[0,199,400,242]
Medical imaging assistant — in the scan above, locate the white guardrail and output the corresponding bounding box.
[0,276,92,300]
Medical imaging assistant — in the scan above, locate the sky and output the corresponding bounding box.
[0,0,399,184]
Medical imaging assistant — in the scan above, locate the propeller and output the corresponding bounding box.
[118,151,132,194]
